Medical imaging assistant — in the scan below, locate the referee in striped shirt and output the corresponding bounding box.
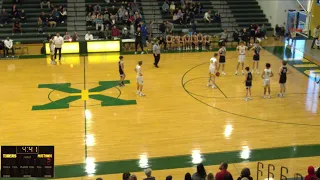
[153,41,161,68]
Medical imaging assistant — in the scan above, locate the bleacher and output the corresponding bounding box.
[225,0,272,32]
[84,0,143,38]
[0,0,67,44]
[157,0,222,35]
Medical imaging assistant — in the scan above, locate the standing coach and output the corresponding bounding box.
[54,32,64,61]
[153,40,160,68]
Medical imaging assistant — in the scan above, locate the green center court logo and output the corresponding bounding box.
[32,80,136,111]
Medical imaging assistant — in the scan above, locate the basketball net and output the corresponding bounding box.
[289,28,307,38]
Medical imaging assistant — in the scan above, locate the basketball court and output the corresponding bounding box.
[1,40,320,179]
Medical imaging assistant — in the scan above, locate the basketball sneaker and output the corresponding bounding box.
[235,70,238,75]
[139,93,145,96]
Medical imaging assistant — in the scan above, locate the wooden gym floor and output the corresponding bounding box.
[0,39,320,180]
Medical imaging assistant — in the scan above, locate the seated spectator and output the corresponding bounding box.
[215,162,233,180]
[12,5,20,20]
[166,175,172,180]
[166,21,174,34]
[72,31,79,41]
[172,13,180,24]
[214,12,221,23]
[86,12,93,27]
[261,24,267,39]
[109,13,116,26]
[143,168,155,180]
[11,4,18,16]
[4,37,14,57]
[158,36,167,50]
[161,1,169,14]
[95,15,104,31]
[134,11,142,20]
[218,29,228,44]
[129,174,137,180]
[122,27,130,39]
[97,31,106,39]
[12,20,22,34]
[37,17,43,34]
[123,11,130,25]
[63,32,71,41]
[52,7,60,22]
[305,166,317,180]
[19,9,26,23]
[125,3,132,14]
[184,173,192,180]
[93,4,101,13]
[204,10,212,23]
[0,9,9,26]
[241,28,249,45]
[192,163,207,180]
[86,4,94,13]
[122,172,131,180]
[40,11,48,28]
[85,31,93,41]
[118,6,126,21]
[91,13,97,26]
[177,9,184,24]
[237,168,253,180]
[59,8,67,23]
[169,1,175,15]
[48,13,56,27]
[40,0,50,9]
[102,9,110,27]
[111,25,120,37]
[233,28,240,44]
[196,2,203,15]
[131,0,140,14]
[110,5,117,20]
[207,173,214,180]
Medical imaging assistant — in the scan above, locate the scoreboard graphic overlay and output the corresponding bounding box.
[1,146,54,178]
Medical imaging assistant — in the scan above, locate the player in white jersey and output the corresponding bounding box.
[135,61,145,96]
[207,53,219,89]
[235,41,248,75]
[261,63,273,98]
[49,36,55,64]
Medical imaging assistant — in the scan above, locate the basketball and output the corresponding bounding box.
[216,72,220,76]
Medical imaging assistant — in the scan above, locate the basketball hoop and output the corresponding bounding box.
[289,28,303,38]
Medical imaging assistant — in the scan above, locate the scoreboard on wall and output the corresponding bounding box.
[1,146,54,178]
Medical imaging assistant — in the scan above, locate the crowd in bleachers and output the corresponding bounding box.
[0,0,67,35]
[161,0,220,25]
[96,164,320,180]
[37,4,67,34]
[85,0,142,35]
